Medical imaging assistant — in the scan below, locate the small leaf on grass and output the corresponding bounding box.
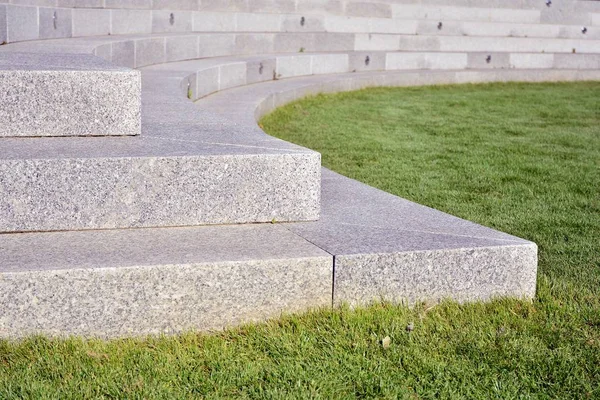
[381,336,391,349]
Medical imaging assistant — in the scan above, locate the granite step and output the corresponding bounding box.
[0,66,320,232]
[0,168,537,338]
[0,52,140,137]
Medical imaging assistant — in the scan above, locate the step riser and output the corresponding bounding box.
[0,256,332,337]
[0,53,141,137]
[146,52,600,101]
[0,154,320,233]
[333,245,537,306]
[0,69,141,137]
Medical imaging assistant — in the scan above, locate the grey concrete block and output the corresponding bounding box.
[276,55,312,78]
[198,33,235,58]
[93,42,111,61]
[111,39,135,68]
[355,33,399,51]
[246,57,276,84]
[6,5,38,43]
[106,0,153,9]
[166,35,198,62]
[416,20,463,36]
[322,15,370,33]
[509,53,554,69]
[554,53,600,69]
[467,52,510,69]
[236,12,281,32]
[111,9,152,35]
[311,53,349,74]
[281,14,325,32]
[386,52,468,70]
[296,0,343,14]
[10,0,56,6]
[0,5,7,45]
[199,0,249,12]
[151,10,192,33]
[72,8,110,37]
[39,7,72,40]
[135,37,166,67]
[274,32,314,53]
[248,0,295,13]
[349,51,386,72]
[218,62,247,89]
[196,66,219,97]
[346,2,392,18]
[56,0,104,7]
[192,11,236,32]
[540,4,591,25]
[0,225,332,337]
[398,35,441,51]
[392,4,540,24]
[235,33,274,55]
[152,0,199,10]
[313,32,354,52]
[179,72,197,98]
[0,52,141,137]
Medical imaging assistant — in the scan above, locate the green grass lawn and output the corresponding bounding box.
[2,82,599,399]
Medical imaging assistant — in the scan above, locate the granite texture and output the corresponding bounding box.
[286,169,538,306]
[332,244,537,306]
[0,52,141,137]
[0,225,332,337]
[0,150,321,232]
[0,56,321,231]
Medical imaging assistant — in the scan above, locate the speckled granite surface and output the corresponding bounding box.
[0,52,141,137]
[0,65,321,232]
[0,225,332,337]
[0,169,538,337]
[288,169,538,307]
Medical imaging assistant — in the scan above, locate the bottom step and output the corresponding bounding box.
[0,169,537,338]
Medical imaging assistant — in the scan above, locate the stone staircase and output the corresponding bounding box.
[1,0,598,337]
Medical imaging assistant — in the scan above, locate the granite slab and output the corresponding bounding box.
[0,52,141,137]
[0,224,333,337]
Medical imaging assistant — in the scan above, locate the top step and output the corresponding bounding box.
[0,52,140,137]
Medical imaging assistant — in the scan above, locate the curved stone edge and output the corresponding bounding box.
[196,68,600,125]
[197,68,600,310]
